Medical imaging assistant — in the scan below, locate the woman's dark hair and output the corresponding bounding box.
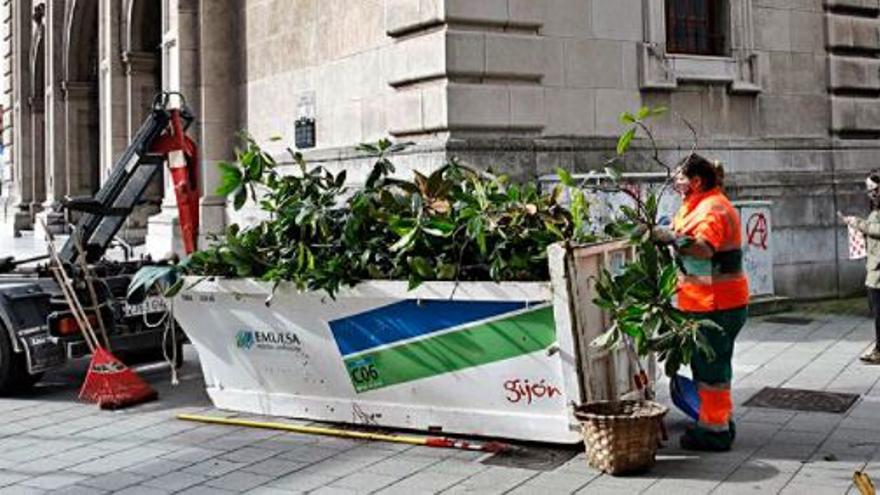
[678,153,723,191]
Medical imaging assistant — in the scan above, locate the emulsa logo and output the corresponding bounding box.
[235,329,301,352]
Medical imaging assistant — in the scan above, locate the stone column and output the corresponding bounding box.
[97,0,127,182]
[35,0,67,236]
[195,0,239,247]
[145,0,200,259]
[2,0,34,235]
[28,3,46,222]
[121,51,162,241]
[63,82,100,198]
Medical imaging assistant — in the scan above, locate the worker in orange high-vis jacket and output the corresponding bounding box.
[653,154,749,452]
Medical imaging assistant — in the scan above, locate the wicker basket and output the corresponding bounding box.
[574,400,668,475]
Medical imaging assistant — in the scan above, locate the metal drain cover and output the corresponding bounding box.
[744,387,859,414]
[764,316,813,325]
[481,445,580,471]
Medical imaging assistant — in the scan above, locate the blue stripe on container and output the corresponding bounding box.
[328,300,528,357]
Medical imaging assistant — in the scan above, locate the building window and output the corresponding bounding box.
[665,0,726,56]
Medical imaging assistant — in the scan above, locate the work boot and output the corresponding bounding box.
[680,426,733,452]
[686,420,736,441]
[860,348,880,365]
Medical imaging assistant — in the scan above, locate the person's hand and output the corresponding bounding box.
[651,226,676,245]
[839,212,858,227]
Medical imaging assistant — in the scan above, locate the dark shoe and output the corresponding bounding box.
[680,426,732,452]
[686,420,736,442]
[860,349,880,365]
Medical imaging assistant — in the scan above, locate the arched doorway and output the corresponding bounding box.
[123,0,163,234]
[63,0,99,199]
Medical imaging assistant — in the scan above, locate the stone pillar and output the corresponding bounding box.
[145,0,201,259]
[35,0,67,236]
[121,50,162,240]
[63,82,99,198]
[28,3,46,222]
[1,0,34,235]
[97,0,127,182]
[195,0,239,247]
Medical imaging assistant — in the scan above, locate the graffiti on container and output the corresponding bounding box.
[746,213,768,250]
[504,378,561,405]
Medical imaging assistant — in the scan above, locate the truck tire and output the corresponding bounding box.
[0,331,41,395]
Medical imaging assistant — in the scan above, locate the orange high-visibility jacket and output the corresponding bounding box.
[673,188,749,313]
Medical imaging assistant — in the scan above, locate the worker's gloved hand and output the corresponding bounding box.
[842,215,859,227]
[650,226,677,245]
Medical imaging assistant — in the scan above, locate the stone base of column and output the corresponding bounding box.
[34,208,67,240]
[0,206,32,237]
[198,196,226,250]
[144,207,185,261]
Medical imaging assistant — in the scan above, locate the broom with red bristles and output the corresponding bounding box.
[42,221,158,409]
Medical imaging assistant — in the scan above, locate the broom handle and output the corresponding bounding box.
[40,220,100,351]
[72,233,111,350]
[49,267,96,353]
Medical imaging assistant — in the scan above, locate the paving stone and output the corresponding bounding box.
[182,459,248,477]
[364,457,438,477]
[219,447,283,465]
[309,487,357,495]
[21,474,89,490]
[46,485,109,495]
[159,447,222,464]
[243,488,301,495]
[80,472,147,491]
[0,485,47,494]
[268,471,337,492]
[123,459,188,477]
[441,466,537,494]
[427,458,489,476]
[111,486,171,495]
[0,472,30,487]
[645,478,722,494]
[329,472,398,492]
[278,446,340,464]
[16,458,85,473]
[241,459,309,477]
[177,486,236,495]
[142,471,208,491]
[204,471,274,492]
[506,472,597,494]
[379,471,466,492]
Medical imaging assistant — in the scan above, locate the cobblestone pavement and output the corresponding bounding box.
[2,237,880,494]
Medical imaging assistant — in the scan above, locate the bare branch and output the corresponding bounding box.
[673,111,699,157]
[634,120,672,178]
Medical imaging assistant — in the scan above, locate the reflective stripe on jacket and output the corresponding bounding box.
[673,188,749,313]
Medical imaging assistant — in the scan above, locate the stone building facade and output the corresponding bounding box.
[1,0,877,300]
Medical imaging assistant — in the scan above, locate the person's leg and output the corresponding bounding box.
[861,289,880,363]
[682,307,748,451]
[872,289,880,351]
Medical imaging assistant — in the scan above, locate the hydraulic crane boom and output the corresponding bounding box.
[59,93,199,264]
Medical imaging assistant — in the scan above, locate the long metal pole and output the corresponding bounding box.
[177,414,509,453]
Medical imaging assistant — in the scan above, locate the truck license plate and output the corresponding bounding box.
[123,297,167,317]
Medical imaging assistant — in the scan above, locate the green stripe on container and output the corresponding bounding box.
[344,306,556,393]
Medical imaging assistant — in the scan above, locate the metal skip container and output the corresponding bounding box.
[173,241,647,444]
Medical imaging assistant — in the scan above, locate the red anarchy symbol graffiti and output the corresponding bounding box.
[746,213,768,250]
